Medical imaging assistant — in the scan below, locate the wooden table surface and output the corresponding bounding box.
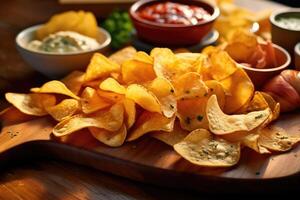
[0,0,293,199]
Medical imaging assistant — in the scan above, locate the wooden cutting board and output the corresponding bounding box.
[0,107,300,193]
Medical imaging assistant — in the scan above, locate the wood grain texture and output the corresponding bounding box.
[1,107,300,193]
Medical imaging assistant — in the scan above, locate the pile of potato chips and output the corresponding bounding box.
[4,46,300,167]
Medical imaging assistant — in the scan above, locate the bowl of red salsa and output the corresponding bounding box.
[130,0,219,46]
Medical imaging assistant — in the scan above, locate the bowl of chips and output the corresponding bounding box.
[130,0,219,46]
[16,11,111,78]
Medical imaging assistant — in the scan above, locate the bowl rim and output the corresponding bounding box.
[130,0,220,28]
[15,24,111,56]
[270,8,300,32]
[240,43,291,73]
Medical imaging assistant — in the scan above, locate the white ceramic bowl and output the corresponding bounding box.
[16,25,111,78]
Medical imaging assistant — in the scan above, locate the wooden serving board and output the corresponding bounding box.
[1,107,300,193]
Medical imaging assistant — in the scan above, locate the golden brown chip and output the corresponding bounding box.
[89,124,127,147]
[5,93,56,116]
[207,95,271,135]
[147,77,177,118]
[174,129,240,167]
[85,53,120,82]
[126,84,161,114]
[31,80,80,100]
[258,125,300,152]
[81,87,111,114]
[97,90,124,103]
[121,59,156,84]
[46,99,79,121]
[176,81,225,131]
[53,103,124,137]
[220,68,254,113]
[237,91,269,113]
[61,71,85,95]
[123,98,136,129]
[99,77,126,94]
[173,72,208,100]
[109,46,137,65]
[127,111,175,141]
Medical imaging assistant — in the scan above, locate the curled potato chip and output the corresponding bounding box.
[99,78,126,94]
[109,46,137,65]
[126,84,161,114]
[53,103,124,137]
[148,77,177,118]
[177,80,225,131]
[123,98,136,129]
[127,112,175,141]
[242,133,271,154]
[81,87,111,114]
[207,95,271,135]
[173,72,208,100]
[85,53,120,82]
[261,92,280,121]
[121,58,156,84]
[258,125,300,152]
[151,121,189,146]
[46,99,79,121]
[174,129,240,167]
[61,71,85,95]
[89,124,127,147]
[209,51,238,81]
[5,93,56,116]
[220,68,254,113]
[31,80,80,100]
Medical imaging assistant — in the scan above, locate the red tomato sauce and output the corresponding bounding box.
[137,2,211,25]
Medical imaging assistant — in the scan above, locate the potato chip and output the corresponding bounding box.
[99,77,126,94]
[258,125,300,152]
[261,92,280,121]
[31,80,80,100]
[207,95,271,135]
[173,72,208,100]
[174,129,240,167]
[147,77,176,118]
[61,70,85,95]
[126,84,161,114]
[151,48,183,80]
[89,124,127,147]
[81,87,111,114]
[53,103,124,136]
[123,98,136,129]
[127,111,175,141]
[121,59,155,84]
[5,93,56,116]
[46,99,79,121]
[97,90,124,103]
[133,51,153,64]
[237,91,269,113]
[36,11,98,39]
[220,68,254,113]
[109,46,137,65]
[85,53,120,82]
[242,133,271,154]
[209,51,238,81]
[151,121,189,146]
[176,81,225,131]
